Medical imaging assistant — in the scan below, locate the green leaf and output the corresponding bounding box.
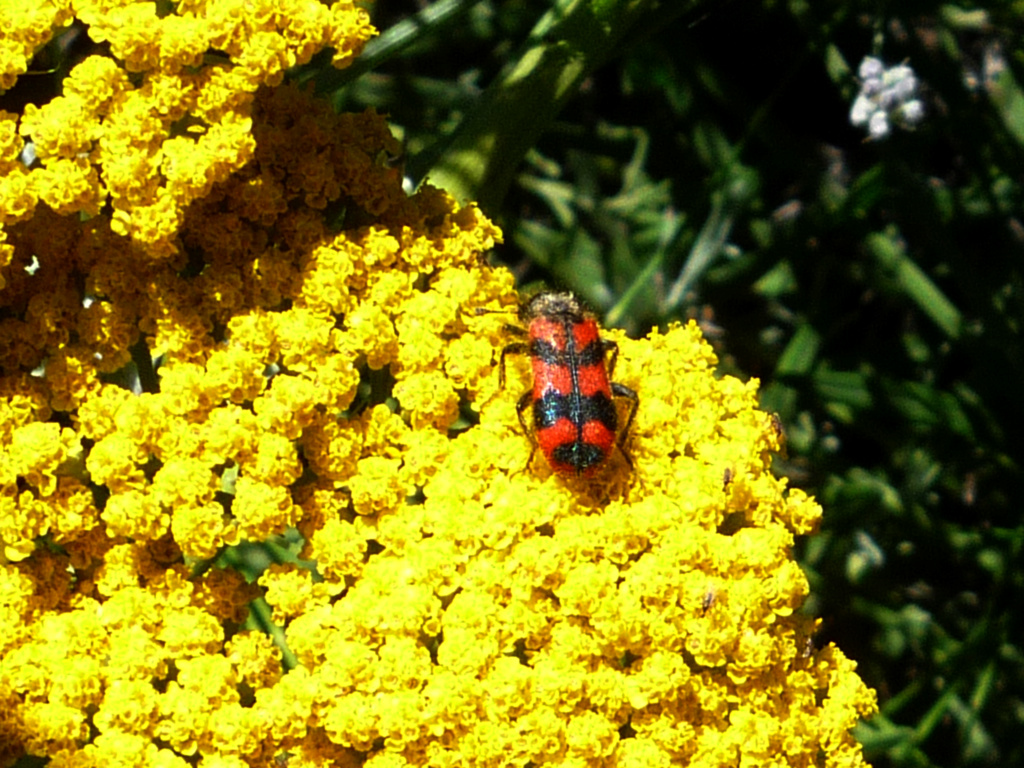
[987,64,1024,147]
[867,230,962,339]
[776,324,821,377]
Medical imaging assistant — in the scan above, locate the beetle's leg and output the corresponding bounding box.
[611,382,639,468]
[498,328,529,389]
[602,338,619,377]
[513,389,538,474]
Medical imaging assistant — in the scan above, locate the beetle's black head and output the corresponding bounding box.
[520,291,586,322]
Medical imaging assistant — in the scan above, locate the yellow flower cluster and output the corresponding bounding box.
[0,3,876,767]
[0,0,375,272]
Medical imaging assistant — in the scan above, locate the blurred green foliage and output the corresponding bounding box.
[309,1,1024,766]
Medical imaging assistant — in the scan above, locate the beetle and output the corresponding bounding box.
[497,291,638,478]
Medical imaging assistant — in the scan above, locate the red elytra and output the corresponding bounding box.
[497,291,638,478]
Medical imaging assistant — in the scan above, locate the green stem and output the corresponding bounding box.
[250,596,299,671]
[606,206,682,327]
[130,335,160,393]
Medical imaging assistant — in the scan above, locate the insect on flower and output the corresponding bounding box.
[493,291,639,478]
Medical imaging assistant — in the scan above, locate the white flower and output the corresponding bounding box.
[868,110,891,140]
[850,56,925,139]
[858,56,885,81]
[898,100,925,124]
[850,94,876,126]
